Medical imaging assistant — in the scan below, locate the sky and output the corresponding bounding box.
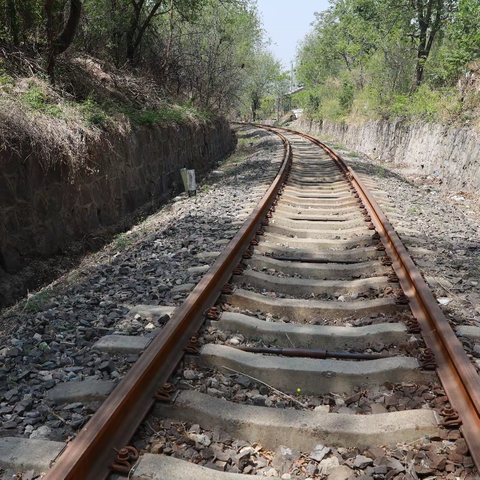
[257,0,330,69]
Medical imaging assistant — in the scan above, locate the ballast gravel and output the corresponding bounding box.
[317,137,480,373]
[0,125,282,467]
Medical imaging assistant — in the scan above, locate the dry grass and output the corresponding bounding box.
[0,78,108,178]
[0,48,209,177]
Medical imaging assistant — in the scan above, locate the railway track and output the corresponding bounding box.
[3,124,479,479]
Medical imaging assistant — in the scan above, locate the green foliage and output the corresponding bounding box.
[296,0,480,124]
[339,80,354,110]
[0,0,267,118]
[23,290,53,314]
[0,59,14,87]
[80,97,109,127]
[22,85,63,117]
[237,46,284,120]
[117,104,212,126]
[113,232,132,251]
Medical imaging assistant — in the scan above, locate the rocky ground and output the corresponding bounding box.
[322,139,480,321]
[130,129,477,479]
[1,124,479,479]
[314,138,480,367]
[0,126,281,472]
[172,363,437,413]
[134,374,473,479]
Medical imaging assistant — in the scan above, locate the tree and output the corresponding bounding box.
[447,0,480,73]
[158,0,262,111]
[45,0,83,82]
[125,0,206,62]
[244,48,282,121]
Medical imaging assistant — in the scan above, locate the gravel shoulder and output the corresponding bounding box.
[294,128,480,370]
[0,125,281,464]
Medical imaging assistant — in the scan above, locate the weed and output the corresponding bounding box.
[114,232,132,250]
[137,215,149,236]
[80,97,109,127]
[199,184,213,193]
[348,151,359,158]
[118,105,189,126]
[376,165,386,177]
[23,290,53,314]
[0,59,14,88]
[237,138,258,149]
[23,85,63,117]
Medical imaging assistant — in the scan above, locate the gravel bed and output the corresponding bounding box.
[0,126,283,448]
[197,322,423,358]
[172,362,436,413]
[333,143,480,328]
[130,130,477,480]
[134,409,476,479]
[236,283,399,303]
[249,265,387,281]
[223,303,408,327]
[317,139,480,373]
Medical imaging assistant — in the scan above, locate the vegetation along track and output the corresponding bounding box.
[12,124,480,479]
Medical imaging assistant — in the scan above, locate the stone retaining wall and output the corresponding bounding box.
[0,119,233,275]
[292,117,480,193]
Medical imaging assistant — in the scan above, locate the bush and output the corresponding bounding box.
[80,97,109,127]
[339,80,354,110]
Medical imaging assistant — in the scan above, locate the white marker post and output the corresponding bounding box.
[180,168,197,196]
[187,169,196,196]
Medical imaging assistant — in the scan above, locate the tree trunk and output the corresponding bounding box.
[414,34,427,86]
[45,0,82,83]
[7,0,19,45]
[162,0,175,76]
[45,0,55,83]
[54,0,83,55]
[126,1,164,62]
[413,0,443,88]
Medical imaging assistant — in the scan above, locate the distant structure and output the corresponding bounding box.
[283,61,304,114]
[285,86,305,97]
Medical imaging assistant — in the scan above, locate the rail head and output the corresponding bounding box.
[44,123,291,480]
[43,121,480,477]
[268,123,480,469]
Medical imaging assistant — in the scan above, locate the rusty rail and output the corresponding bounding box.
[44,125,292,480]
[270,124,480,469]
[43,121,480,478]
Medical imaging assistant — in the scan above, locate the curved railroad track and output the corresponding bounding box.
[8,124,478,479]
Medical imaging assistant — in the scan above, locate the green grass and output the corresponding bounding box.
[19,81,215,130]
[237,138,258,149]
[407,206,419,214]
[199,184,213,193]
[113,232,132,250]
[23,85,63,117]
[116,103,213,127]
[23,290,53,314]
[375,165,386,178]
[348,151,359,158]
[80,97,109,127]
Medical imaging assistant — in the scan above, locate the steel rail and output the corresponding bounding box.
[268,124,480,470]
[44,125,292,480]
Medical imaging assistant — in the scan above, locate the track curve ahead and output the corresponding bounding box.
[37,124,480,479]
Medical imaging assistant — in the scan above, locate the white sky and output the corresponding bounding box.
[257,0,330,69]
